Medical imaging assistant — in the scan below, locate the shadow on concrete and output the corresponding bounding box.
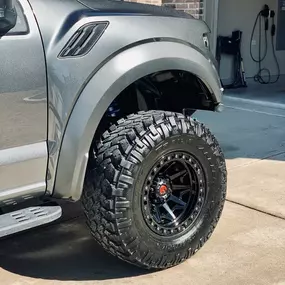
[0,211,151,281]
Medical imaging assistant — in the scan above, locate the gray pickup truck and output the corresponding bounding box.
[0,0,226,269]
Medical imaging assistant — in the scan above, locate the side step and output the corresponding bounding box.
[0,205,62,238]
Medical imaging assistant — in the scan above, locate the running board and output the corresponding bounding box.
[0,205,62,238]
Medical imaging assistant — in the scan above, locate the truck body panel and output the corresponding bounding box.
[0,0,223,203]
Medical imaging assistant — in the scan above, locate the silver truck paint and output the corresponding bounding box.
[0,0,223,203]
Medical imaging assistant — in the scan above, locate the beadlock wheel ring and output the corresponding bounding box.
[141,151,206,237]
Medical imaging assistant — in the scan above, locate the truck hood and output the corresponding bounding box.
[77,0,194,19]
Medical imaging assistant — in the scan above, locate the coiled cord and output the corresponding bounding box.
[250,10,280,84]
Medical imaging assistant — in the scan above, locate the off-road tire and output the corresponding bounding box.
[82,110,227,269]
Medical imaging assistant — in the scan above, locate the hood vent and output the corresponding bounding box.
[59,22,108,58]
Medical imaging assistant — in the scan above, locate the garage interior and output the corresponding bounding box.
[130,0,285,105]
[215,0,285,105]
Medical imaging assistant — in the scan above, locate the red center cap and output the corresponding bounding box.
[159,185,168,195]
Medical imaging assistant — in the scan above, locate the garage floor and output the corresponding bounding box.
[1,92,285,285]
[224,76,285,107]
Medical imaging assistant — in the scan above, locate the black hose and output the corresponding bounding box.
[270,32,280,84]
[250,11,280,84]
[250,12,267,63]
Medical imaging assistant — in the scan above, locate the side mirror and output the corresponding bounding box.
[0,0,17,37]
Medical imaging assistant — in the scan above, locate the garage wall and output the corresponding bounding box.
[218,0,285,81]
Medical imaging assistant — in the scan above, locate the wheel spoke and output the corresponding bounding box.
[172,184,191,191]
[161,213,173,222]
[172,204,185,212]
[169,194,186,206]
[162,202,176,220]
[168,170,187,181]
[161,162,175,175]
[153,205,162,223]
[180,189,196,197]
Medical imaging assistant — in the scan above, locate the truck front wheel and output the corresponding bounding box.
[82,110,227,269]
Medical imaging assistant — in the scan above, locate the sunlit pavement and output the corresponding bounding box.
[197,95,285,219]
[1,97,285,285]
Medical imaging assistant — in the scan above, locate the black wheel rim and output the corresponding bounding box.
[141,151,206,237]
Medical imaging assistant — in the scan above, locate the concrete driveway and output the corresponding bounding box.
[1,95,285,285]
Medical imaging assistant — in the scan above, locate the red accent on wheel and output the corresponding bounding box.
[159,185,168,195]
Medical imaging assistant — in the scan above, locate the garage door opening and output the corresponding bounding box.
[126,0,285,105]
[214,0,285,105]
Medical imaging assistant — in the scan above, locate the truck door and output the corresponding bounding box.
[0,0,48,206]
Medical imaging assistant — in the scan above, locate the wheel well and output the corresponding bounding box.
[94,70,215,141]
